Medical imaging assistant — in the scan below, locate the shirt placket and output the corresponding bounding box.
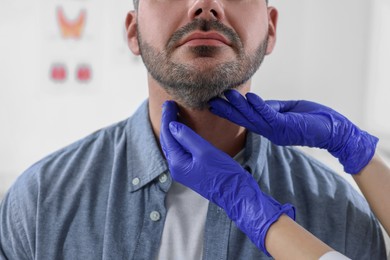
[202,202,232,260]
[131,173,171,260]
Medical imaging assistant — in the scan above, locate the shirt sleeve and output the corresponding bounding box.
[0,167,39,260]
[319,251,351,260]
[0,189,30,259]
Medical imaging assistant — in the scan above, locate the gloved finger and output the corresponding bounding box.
[245,92,267,112]
[225,90,275,128]
[209,97,257,130]
[169,121,215,158]
[160,101,185,161]
[265,100,300,113]
[224,89,253,115]
[208,97,232,119]
[246,93,279,123]
[161,100,178,120]
[160,101,178,146]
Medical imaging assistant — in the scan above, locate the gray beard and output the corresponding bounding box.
[137,19,269,110]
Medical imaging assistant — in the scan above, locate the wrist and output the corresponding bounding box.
[220,173,296,256]
[258,203,295,256]
[332,127,379,174]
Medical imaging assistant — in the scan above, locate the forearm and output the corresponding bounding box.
[265,215,333,259]
[353,153,390,235]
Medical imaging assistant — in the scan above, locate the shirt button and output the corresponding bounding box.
[132,177,140,186]
[158,174,168,183]
[150,211,161,222]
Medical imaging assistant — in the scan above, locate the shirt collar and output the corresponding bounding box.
[242,131,269,178]
[126,100,169,192]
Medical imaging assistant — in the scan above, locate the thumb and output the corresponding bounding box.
[265,100,299,113]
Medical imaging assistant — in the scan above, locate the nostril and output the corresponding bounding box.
[195,9,202,16]
[192,7,220,19]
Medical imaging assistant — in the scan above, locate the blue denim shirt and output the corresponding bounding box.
[0,100,386,259]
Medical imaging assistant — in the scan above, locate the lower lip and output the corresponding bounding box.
[184,39,226,47]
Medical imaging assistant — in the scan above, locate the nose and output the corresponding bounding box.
[188,0,225,21]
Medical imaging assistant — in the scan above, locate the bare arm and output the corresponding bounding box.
[353,153,390,235]
[265,215,334,259]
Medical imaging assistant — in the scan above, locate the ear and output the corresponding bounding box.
[125,11,140,55]
[265,7,278,55]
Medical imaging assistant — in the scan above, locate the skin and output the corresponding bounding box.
[265,215,333,259]
[353,154,390,234]
[125,0,277,156]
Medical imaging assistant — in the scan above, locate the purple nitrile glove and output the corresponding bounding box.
[160,100,295,257]
[208,89,379,174]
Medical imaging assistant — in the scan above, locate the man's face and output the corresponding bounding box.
[133,0,277,109]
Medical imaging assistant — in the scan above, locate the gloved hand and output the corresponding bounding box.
[160,100,295,257]
[208,89,379,174]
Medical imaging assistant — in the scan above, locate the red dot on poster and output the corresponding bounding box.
[76,64,92,82]
[50,64,67,82]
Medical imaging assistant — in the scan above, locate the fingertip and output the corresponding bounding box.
[208,97,219,108]
[211,101,235,121]
[224,89,242,101]
[208,97,225,111]
[245,92,263,103]
[161,100,169,108]
[168,121,179,134]
[161,102,180,149]
[246,93,268,111]
[162,100,178,111]
[162,101,179,127]
[169,121,185,138]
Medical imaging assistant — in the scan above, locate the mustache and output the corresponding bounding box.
[166,19,242,52]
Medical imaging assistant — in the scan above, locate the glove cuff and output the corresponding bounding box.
[336,129,379,174]
[259,203,296,257]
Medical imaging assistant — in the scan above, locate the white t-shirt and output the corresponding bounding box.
[319,251,351,260]
[155,180,208,260]
[156,150,246,260]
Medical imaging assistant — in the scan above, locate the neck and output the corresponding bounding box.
[148,75,249,157]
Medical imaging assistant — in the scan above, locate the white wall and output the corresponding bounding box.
[366,0,390,151]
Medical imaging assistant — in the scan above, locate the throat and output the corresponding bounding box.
[179,109,247,157]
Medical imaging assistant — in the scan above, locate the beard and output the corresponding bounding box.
[137,19,269,110]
